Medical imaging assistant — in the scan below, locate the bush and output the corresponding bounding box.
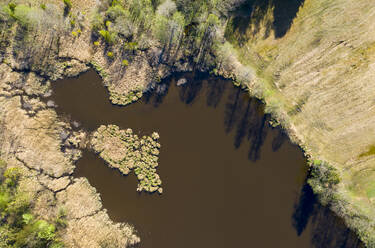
[106,4,127,20]
[156,0,176,17]
[8,3,16,13]
[11,5,37,27]
[124,42,138,51]
[122,59,129,66]
[91,12,104,31]
[309,159,340,186]
[63,0,72,9]
[99,29,113,43]
[0,163,63,247]
[307,159,341,205]
[99,29,116,44]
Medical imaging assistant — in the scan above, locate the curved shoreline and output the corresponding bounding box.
[0,0,374,247]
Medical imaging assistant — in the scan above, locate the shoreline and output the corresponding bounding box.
[0,0,374,247]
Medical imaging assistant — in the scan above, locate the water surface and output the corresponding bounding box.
[50,70,363,248]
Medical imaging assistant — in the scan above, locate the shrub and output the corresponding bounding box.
[11,5,36,27]
[55,207,67,228]
[40,3,46,10]
[0,163,64,247]
[310,159,340,186]
[122,59,129,66]
[152,13,169,43]
[4,167,21,187]
[36,220,56,240]
[63,0,72,9]
[22,213,33,224]
[107,51,114,57]
[91,12,104,31]
[307,159,341,205]
[99,29,113,43]
[124,42,137,51]
[156,0,176,17]
[106,4,127,20]
[8,3,17,13]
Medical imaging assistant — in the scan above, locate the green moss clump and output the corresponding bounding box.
[107,51,114,58]
[90,61,108,78]
[99,29,114,44]
[359,145,375,158]
[124,42,138,51]
[108,86,145,106]
[122,59,129,66]
[8,3,16,13]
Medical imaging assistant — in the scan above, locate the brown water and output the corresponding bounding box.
[50,70,363,248]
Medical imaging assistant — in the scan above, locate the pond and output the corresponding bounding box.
[49,70,363,248]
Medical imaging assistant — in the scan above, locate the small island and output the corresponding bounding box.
[91,125,163,194]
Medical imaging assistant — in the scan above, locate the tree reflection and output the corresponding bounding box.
[292,183,364,248]
[144,72,271,162]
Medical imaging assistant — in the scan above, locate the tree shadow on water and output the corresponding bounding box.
[292,183,365,248]
[223,87,268,161]
[224,87,243,134]
[292,182,317,236]
[178,76,203,105]
[206,78,227,108]
[143,80,171,107]
[271,130,287,152]
[247,114,267,161]
[145,73,270,162]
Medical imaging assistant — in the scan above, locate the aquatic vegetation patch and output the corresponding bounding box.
[91,125,163,194]
[108,86,144,106]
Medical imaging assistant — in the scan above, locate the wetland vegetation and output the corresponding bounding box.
[91,125,162,193]
[0,0,374,246]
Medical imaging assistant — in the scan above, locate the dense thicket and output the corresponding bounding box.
[0,160,64,248]
[90,0,233,67]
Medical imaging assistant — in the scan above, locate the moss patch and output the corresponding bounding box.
[359,145,375,158]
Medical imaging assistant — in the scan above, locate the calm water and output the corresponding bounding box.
[50,70,363,248]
